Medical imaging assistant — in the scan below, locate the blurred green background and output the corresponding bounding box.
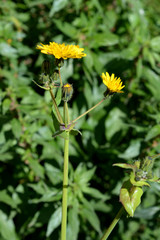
[0,0,160,239]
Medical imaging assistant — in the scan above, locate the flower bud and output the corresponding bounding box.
[41,60,51,75]
[55,58,64,68]
[50,70,59,82]
[62,83,73,102]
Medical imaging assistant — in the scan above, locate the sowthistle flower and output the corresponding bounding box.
[101,72,125,96]
[36,42,87,59]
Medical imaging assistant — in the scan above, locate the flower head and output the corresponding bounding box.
[36,42,86,60]
[101,72,125,95]
[62,83,73,102]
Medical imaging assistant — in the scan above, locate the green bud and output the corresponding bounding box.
[62,83,73,102]
[42,60,51,75]
[55,58,64,68]
[50,70,59,82]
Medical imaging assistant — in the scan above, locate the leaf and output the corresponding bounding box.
[118,139,141,159]
[52,130,69,139]
[67,200,79,240]
[0,43,17,57]
[113,163,136,171]
[134,206,160,219]
[46,207,62,237]
[142,67,160,100]
[82,187,106,200]
[90,32,119,48]
[49,0,69,17]
[29,159,45,179]
[0,190,17,209]
[54,20,78,38]
[45,163,63,185]
[120,181,143,217]
[145,125,160,141]
[150,36,160,52]
[74,164,96,185]
[105,108,127,141]
[11,119,22,139]
[55,87,62,106]
[0,210,19,240]
[81,206,101,234]
[120,43,140,60]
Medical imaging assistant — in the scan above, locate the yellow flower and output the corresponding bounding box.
[101,72,125,95]
[36,42,86,59]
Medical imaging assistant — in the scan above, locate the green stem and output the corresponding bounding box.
[61,131,69,240]
[100,207,125,240]
[72,97,106,123]
[49,88,63,124]
[59,68,63,86]
[63,101,70,128]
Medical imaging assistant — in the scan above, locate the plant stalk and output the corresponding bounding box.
[49,88,63,124]
[72,97,106,123]
[61,131,69,240]
[59,68,63,86]
[100,206,125,240]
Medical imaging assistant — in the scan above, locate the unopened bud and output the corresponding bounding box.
[50,70,59,82]
[42,60,51,75]
[55,58,64,68]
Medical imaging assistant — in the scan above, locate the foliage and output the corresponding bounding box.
[0,0,160,239]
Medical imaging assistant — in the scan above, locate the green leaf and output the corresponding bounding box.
[150,36,160,52]
[0,43,17,58]
[46,207,62,237]
[74,164,96,185]
[118,139,141,159]
[67,200,79,240]
[49,0,69,17]
[142,67,160,100]
[134,206,160,219]
[2,98,11,114]
[90,32,119,48]
[105,108,127,140]
[81,206,101,234]
[113,163,136,171]
[145,125,160,141]
[0,210,19,240]
[0,190,17,209]
[11,119,22,139]
[54,20,78,38]
[55,87,62,106]
[120,181,143,217]
[45,163,62,185]
[120,43,140,60]
[82,187,106,200]
[29,159,45,179]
